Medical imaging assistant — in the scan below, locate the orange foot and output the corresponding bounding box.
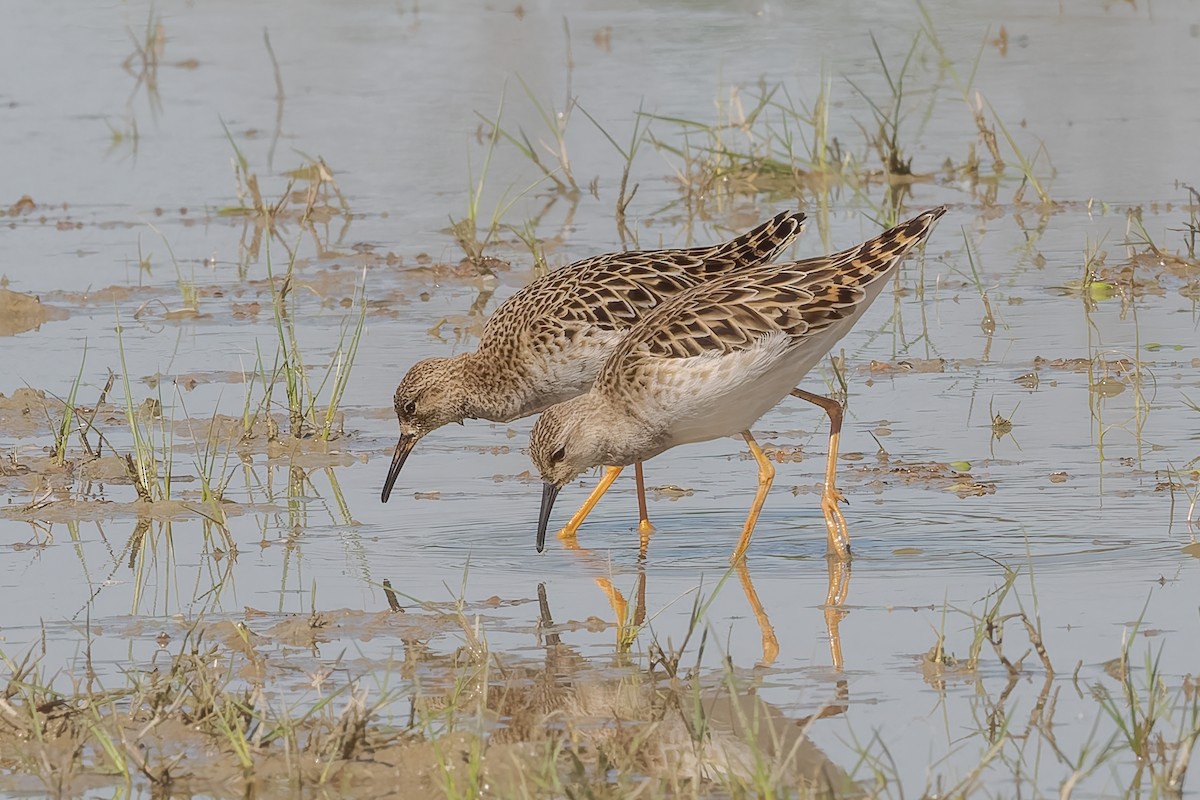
[821,487,850,559]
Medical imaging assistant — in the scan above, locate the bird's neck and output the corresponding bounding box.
[455,351,530,423]
[577,392,660,467]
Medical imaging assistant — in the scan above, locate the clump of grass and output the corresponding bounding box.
[845,33,924,179]
[988,397,1020,456]
[0,617,398,795]
[578,100,649,246]
[115,310,173,502]
[893,558,1200,798]
[1083,236,1110,290]
[475,18,581,202]
[450,92,507,271]
[180,399,235,518]
[918,8,1055,206]
[264,246,367,440]
[918,5,1000,171]
[985,97,1054,206]
[38,345,88,467]
[1126,205,1187,265]
[507,218,549,276]
[453,91,551,273]
[1164,453,1200,528]
[479,75,580,197]
[945,226,1000,361]
[33,369,119,488]
[644,81,833,211]
[222,119,281,224]
[637,34,945,215]
[219,122,350,272]
[1094,601,1200,794]
[1179,184,1200,260]
[131,225,200,320]
[239,344,279,444]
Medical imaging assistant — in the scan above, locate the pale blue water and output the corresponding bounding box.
[2,0,1199,795]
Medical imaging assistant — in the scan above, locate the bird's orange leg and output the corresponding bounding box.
[789,388,851,560]
[634,461,654,556]
[731,431,775,564]
[557,465,622,547]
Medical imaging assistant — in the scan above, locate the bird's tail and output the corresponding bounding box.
[812,206,947,288]
[700,209,807,269]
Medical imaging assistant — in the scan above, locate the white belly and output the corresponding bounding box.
[638,328,848,455]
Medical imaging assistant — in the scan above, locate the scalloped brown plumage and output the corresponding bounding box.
[382,211,808,545]
[530,206,948,562]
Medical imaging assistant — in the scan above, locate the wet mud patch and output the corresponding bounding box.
[0,288,69,336]
[0,388,63,439]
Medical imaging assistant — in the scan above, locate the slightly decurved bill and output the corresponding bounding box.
[381,433,418,503]
[536,482,561,553]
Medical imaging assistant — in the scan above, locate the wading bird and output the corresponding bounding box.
[383,211,806,542]
[529,207,947,561]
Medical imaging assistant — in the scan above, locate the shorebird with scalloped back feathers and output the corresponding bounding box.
[529,207,947,562]
[382,211,806,540]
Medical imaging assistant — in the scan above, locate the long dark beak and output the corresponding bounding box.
[381,433,418,503]
[536,482,561,553]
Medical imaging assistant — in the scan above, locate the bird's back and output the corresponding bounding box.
[482,210,806,346]
[475,211,806,411]
[597,207,947,405]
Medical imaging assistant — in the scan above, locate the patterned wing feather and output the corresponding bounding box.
[600,207,946,386]
[560,209,805,279]
[702,209,806,269]
[477,210,805,354]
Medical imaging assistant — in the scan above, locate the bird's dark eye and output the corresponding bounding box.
[550,446,566,464]
[402,401,417,416]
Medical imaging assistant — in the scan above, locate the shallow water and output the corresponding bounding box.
[2,0,1200,796]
